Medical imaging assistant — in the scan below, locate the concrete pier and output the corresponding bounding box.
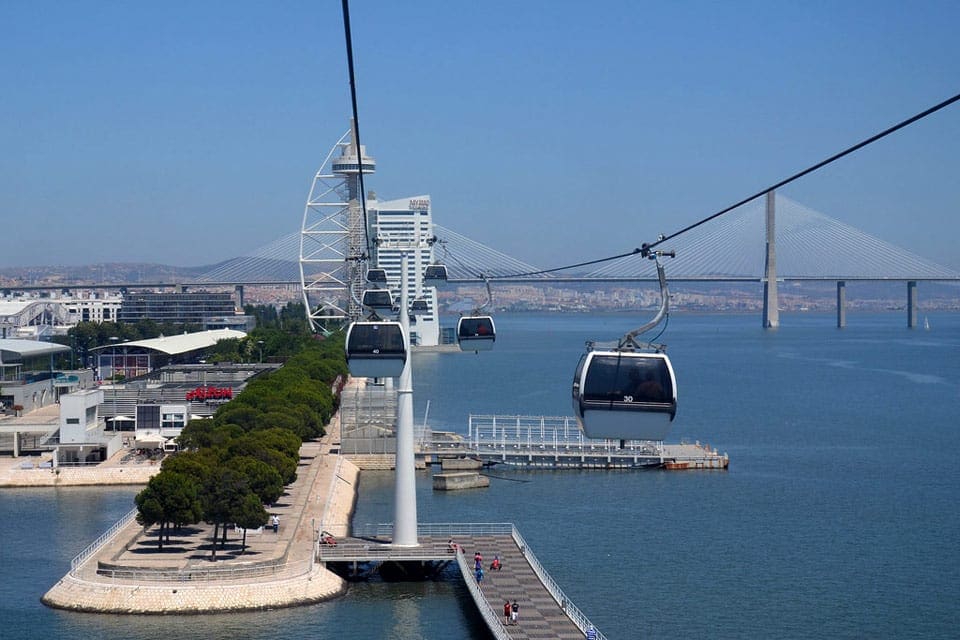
[432,471,489,491]
[41,416,358,614]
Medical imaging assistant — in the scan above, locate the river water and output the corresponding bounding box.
[2,312,958,639]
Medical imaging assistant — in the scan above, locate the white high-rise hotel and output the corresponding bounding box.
[370,195,441,346]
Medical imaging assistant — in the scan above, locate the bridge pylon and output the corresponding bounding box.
[762,190,780,329]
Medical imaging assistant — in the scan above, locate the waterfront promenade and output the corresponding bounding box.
[41,412,360,613]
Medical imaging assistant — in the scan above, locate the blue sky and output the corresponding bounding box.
[2,1,958,270]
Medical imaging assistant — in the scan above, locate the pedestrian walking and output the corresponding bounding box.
[510,600,519,625]
[503,600,512,625]
[271,514,279,533]
[474,551,482,569]
[475,566,484,586]
[586,624,597,639]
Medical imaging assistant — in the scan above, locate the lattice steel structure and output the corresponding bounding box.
[299,125,376,331]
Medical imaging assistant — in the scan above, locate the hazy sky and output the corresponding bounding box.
[2,1,958,271]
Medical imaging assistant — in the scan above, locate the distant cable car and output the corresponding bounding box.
[572,251,678,442]
[410,299,429,314]
[362,288,394,311]
[423,264,448,287]
[345,321,407,378]
[457,315,496,351]
[456,276,496,352]
[366,268,388,284]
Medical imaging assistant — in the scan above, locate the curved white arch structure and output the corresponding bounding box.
[299,126,376,331]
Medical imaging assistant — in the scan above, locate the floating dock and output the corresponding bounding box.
[417,415,729,471]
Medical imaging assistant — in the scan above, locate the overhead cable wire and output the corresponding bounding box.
[484,91,960,280]
[642,90,960,253]
[340,0,373,260]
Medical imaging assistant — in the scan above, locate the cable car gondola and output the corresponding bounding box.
[457,315,496,351]
[362,288,394,311]
[423,263,448,287]
[366,268,388,284]
[572,251,678,441]
[410,298,429,315]
[345,321,407,378]
[456,276,496,352]
[573,350,676,441]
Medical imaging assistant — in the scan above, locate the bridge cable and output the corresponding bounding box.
[480,90,960,280]
[340,0,373,262]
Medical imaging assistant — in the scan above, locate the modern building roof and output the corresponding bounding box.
[90,329,248,356]
[0,339,72,361]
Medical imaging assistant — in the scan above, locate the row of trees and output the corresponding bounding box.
[134,330,347,558]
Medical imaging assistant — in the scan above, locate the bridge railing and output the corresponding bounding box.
[511,526,607,640]
[352,522,515,538]
[454,547,512,640]
[349,522,606,639]
[70,507,139,575]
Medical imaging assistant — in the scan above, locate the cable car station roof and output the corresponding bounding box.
[90,329,248,356]
[0,339,71,362]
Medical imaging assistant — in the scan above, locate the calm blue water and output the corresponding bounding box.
[2,312,958,639]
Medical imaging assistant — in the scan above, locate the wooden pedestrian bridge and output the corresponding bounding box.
[319,523,604,640]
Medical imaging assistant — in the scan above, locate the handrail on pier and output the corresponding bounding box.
[70,507,139,575]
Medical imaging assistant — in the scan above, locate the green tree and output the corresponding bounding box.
[201,467,248,561]
[134,471,202,550]
[233,492,269,554]
[231,455,284,506]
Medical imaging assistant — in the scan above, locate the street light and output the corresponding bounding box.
[257,340,265,363]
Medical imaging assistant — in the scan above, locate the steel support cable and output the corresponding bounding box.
[340,0,373,260]
[483,91,960,280]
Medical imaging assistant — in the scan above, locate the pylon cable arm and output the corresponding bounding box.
[619,254,672,350]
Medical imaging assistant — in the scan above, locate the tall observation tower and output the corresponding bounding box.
[299,122,376,328]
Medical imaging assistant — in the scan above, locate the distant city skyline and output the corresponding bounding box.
[3,1,959,271]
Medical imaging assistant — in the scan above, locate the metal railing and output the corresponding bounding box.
[346,522,605,638]
[352,522,515,539]
[454,548,512,640]
[466,414,663,454]
[70,507,139,575]
[95,558,314,582]
[511,526,607,640]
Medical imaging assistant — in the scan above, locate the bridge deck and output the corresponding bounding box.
[319,533,590,639]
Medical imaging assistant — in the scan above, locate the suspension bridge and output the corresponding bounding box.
[196,193,959,285]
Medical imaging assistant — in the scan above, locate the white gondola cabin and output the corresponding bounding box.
[366,268,388,284]
[423,264,448,287]
[410,299,429,315]
[572,350,677,441]
[362,288,394,311]
[345,321,407,378]
[457,315,496,351]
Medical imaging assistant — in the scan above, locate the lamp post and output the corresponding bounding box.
[257,340,265,364]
